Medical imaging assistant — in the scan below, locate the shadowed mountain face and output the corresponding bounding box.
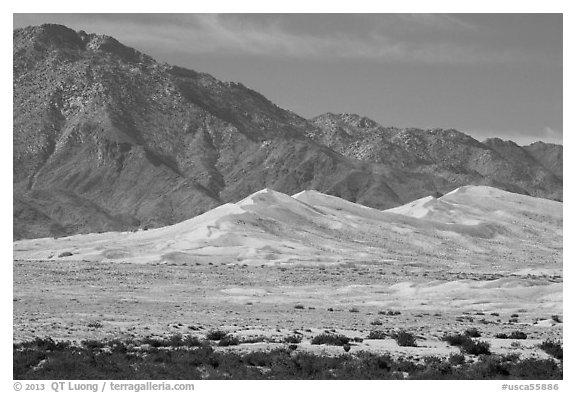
[13,24,562,239]
[522,141,563,179]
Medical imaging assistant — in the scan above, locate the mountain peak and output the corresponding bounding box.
[14,23,153,64]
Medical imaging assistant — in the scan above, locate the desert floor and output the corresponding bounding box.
[13,258,562,359]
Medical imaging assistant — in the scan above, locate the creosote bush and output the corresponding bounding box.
[464,328,482,338]
[539,339,563,360]
[217,335,239,347]
[367,330,387,340]
[283,335,302,344]
[394,331,417,347]
[508,331,528,340]
[443,333,491,355]
[206,330,228,341]
[13,336,562,380]
[310,333,350,346]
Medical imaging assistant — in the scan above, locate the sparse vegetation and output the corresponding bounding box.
[217,335,239,347]
[367,330,387,340]
[461,340,491,356]
[13,336,562,379]
[294,304,305,309]
[394,331,417,347]
[448,353,466,366]
[539,339,563,360]
[282,335,302,344]
[443,333,491,355]
[508,331,528,340]
[311,333,350,346]
[206,330,228,341]
[464,328,482,338]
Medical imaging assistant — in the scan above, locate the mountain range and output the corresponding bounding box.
[13,24,563,240]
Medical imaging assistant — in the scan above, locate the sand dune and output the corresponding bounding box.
[13,186,562,274]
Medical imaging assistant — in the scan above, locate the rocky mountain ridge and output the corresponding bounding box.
[13,24,562,239]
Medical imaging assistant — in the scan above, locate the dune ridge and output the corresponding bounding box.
[13,186,562,276]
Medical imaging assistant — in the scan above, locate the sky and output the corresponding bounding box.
[13,13,563,145]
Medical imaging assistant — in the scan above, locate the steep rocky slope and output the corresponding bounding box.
[523,141,563,178]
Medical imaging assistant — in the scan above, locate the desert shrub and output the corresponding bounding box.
[443,333,471,347]
[287,344,298,351]
[551,315,562,323]
[343,344,351,352]
[239,336,267,344]
[510,313,519,318]
[294,304,305,309]
[448,353,466,365]
[217,335,239,347]
[140,336,165,348]
[491,312,500,317]
[367,330,387,339]
[87,321,103,329]
[58,251,73,257]
[349,307,359,313]
[539,339,563,360]
[182,335,205,347]
[310,333,349,346]
[461,339,491,356]
[206,330,228,341]
[370,320,383,326]
[19,337,70,352]
[283,335,302,344]
[508,331,528,340]
[501,352,521,362]
[508,358,561,379]
[394,331,417,347]
[465,328,482,337]
[168,334,184,347]
[13,336,564,380]
[443,333,490,355]
[81,340,106,351]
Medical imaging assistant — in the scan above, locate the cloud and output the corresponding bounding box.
[14,13,530,65]
[544,126,562,138]
[154,14,502,64]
